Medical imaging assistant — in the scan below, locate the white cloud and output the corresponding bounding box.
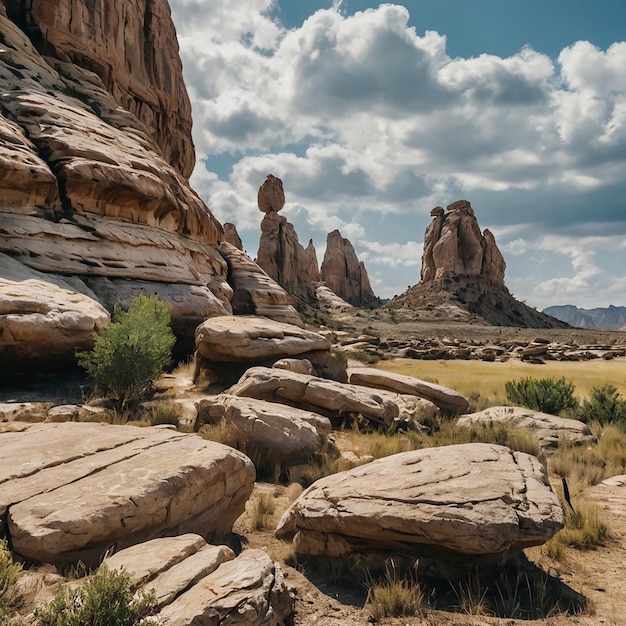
[171,1,626,308]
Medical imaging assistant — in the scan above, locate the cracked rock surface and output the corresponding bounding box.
[276,443,563,562]
[0,422,255,565]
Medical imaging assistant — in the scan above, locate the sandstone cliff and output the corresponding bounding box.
[388,201,567,328]
[320,230,379,308]
[0,0,231,373]
[256,175,320,306]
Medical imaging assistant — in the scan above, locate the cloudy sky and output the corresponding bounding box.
[169,0,626,310]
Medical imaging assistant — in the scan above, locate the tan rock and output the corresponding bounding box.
[218,242,303,327]
[348,366,470,415]
[257,174,285,213]
[2,422,255,565]
[155,549,293,626]
[276,443,563,563]
[195,316,329,363]
[320,230,379,307]
[222,223,244,250]
[457,406,594,448]
[228,366,439,428]
[5,0,196,177]
[273,358,316,376]
[196,394,331,465]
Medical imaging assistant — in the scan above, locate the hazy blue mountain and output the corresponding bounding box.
[543,304,626,330]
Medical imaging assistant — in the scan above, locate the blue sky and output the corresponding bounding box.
[169,0,626,309]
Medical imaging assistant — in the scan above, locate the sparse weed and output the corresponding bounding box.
[0,539,22,621]
[557,501,609,550]
[251,492,277,531]
[198,419,239,448]
[364,563,424,620]
[144,401,181,427]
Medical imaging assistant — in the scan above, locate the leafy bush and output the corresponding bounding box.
[35,565,157,626]
[77,294,176,410]
[0,539,22,621]
[578,384,626,425]
[504,377,578,415]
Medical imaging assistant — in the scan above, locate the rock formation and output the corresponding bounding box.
[222,222,244,250]
[1,422,255,565]
[0,1,233,372]
[256,175,320,306]
[388,200,568,328]
[276,443,564,566]
[320,230,380,308]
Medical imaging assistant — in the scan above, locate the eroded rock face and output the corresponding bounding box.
[1,422,255,565]
[222,222,244,251]
[218,242,303,327]
[5,0,195,177]
[348,366,469,416]
[421,200,505,285]
[276,443,564,564]
[320,230,379,308]
[0,3,232,369]
[457,406,595,448]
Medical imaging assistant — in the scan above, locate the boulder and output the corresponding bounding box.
[227,366,439,429]
[276,443,563,564]
[1,422,254,565]
[156,549,293,626]
[218,242,303,327]
[257,174,285,214]
[348,366,470,415]
[273,358,316,376]
[457,406,595,448]
[195,316,329,363]
[320,230,379,308]
[196,394,331,465]
[103,535,294,625]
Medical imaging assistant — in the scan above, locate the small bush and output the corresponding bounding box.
[578,384,626,425]
[34,565,157,626]
[77,294,176,410]
[0,539,22,621]
[504,377,578,415]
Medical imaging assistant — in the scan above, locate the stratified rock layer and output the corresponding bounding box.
[320,230,379,308]
[0,2,232,370]
[276,443,563,563]
[1,422,255,565]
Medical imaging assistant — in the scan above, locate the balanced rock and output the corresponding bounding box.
[348,366,469,415]
[228,366,439,429]
[1,422,254,565]
[276,443,563,564]
[257,174,285,213]
[196,395,331,466]
[320,230,379,308]
[218,242,303,327]
[457,406,594,448]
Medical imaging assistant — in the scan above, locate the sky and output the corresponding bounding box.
[168,0,626,310]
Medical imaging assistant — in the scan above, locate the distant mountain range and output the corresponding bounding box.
[543,305,626,331]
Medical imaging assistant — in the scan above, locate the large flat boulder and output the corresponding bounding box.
[276,443,563,564]
[457,406,594,447]
[196,395,331,467]
[228,366,439,429]
[348,366,470,415]
[0,422,255,565]
[195,316,330,363]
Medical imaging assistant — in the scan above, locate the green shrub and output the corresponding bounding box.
[35,565,157,626]
[0,539,22,621]
[578,384,626,425]
[77,294,176,410]
[504,377,578,415]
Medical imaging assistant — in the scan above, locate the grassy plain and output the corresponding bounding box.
[376,358,626,406]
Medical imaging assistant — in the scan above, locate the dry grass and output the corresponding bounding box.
[251,492,277,531]
[364,565,424,620]
[198,419,238,448]
[376,358,626,405]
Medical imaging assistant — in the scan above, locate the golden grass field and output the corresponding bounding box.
[377,357,626,406]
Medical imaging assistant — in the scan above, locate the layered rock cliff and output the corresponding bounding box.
[0,0,231,373]
[389,201,567,328]
[320,230,379,308]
